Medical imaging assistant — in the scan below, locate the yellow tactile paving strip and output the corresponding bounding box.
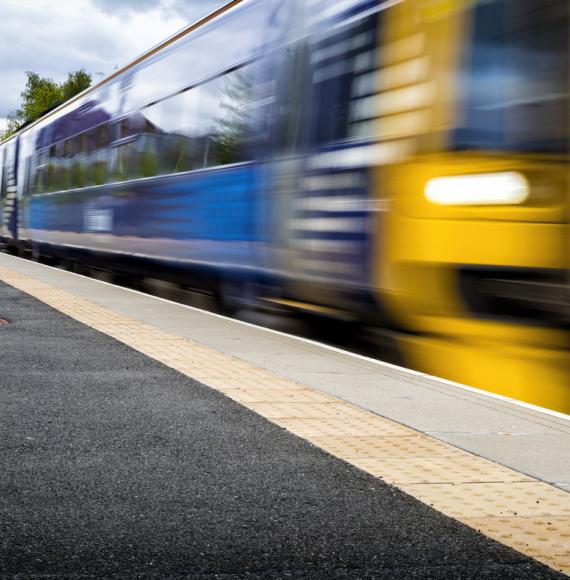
[1,265,568,576]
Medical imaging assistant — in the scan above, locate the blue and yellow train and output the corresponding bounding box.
[1,0,568,412]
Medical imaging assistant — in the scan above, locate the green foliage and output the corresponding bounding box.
[61,69,92,102]
[1,68,92,141]
[18,72,62,126]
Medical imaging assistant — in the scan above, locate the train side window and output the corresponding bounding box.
[22,156,32,196]
[140,88,201,177]
[69,136,86,189]
[83,130,96,157]
[154,92,189,175]
[114,67,255,181]
[193,78,222,168]
[34,150,48,194]
[45,145,58,192]
[82,127,106,186]
[96,124,109,149]
[107,122,127,183]
[310,13,380,146]
[210,69,252,167]
[93,124,109,185]
[27,154,36,195]
[198,71,252,168]
[57,140,72,191]
[0,148,5,199]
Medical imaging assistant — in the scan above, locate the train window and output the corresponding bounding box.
[107,118,150,183]
[22,157,31,196]
[177,88,207,172]
[96,124,110,149]
[90,67,256,185]
[69,136,87,189]
[0,148,5,199]
[135,104,164,177]
[137,135,160,178]
[126,70,253,177]
[26,154,35,195]
[453,0,568,153]
[273,40,310,154]
[157,90,196,175]
[198,71,252,168]
[310,12,380,146]
[82,127,108,186]
[33,150,47,194]
[57,140,72,191]
[44,146,57,193]
[83,130,97,157]
[108,140,128,183]
[213,69,253,166]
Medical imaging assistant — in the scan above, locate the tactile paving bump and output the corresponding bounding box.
[466,517,570,559]
[209,377,307,391]
[402,482,570,519]
[225,389,336,404]
[348,455,534,485]
[275,417,416,438]
[246,402,375,420]
[310,435,458,459]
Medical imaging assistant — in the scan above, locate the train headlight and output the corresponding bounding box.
[425,172,529,206]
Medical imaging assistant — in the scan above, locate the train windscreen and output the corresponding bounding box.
[453,0,568,154]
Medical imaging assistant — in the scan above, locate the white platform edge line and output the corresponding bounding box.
[4,253,569,424]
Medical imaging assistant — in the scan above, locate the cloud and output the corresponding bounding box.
[0,0,226,118]
[91,0,225,21]
[91,0,163,14]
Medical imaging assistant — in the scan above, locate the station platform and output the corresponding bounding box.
[0,251,568,579]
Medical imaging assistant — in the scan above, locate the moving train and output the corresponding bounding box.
[1,0,568,412]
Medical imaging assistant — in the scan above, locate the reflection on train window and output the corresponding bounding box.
[29,66,255,194]
[146,89,200,175]
[33,151,45,194]
[134,67,252,178]
[89,127,109,186]
[69,136,85,189]
[209,69,252,167]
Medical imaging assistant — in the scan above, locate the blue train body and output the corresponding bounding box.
[0,0,386,316]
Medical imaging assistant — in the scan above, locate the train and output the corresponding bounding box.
[1,0,568,413]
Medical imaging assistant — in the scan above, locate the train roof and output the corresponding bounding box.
[0,0,244,147]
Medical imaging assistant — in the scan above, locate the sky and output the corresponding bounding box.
[0,0,226,130]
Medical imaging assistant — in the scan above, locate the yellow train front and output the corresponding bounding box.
[381,0,569,413]
[280,0,569,413]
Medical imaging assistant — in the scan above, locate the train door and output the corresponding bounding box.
[277,0,386,318]
[0,138,19,246]
[0,146,5,242]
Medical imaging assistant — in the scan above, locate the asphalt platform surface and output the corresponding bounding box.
[0,282,564,579]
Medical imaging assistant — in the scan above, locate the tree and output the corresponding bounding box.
[1,68,92,140]
[17,72,63,127]
[61,69,92,102]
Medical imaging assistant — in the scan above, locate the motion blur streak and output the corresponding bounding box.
[0,0,568,412]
